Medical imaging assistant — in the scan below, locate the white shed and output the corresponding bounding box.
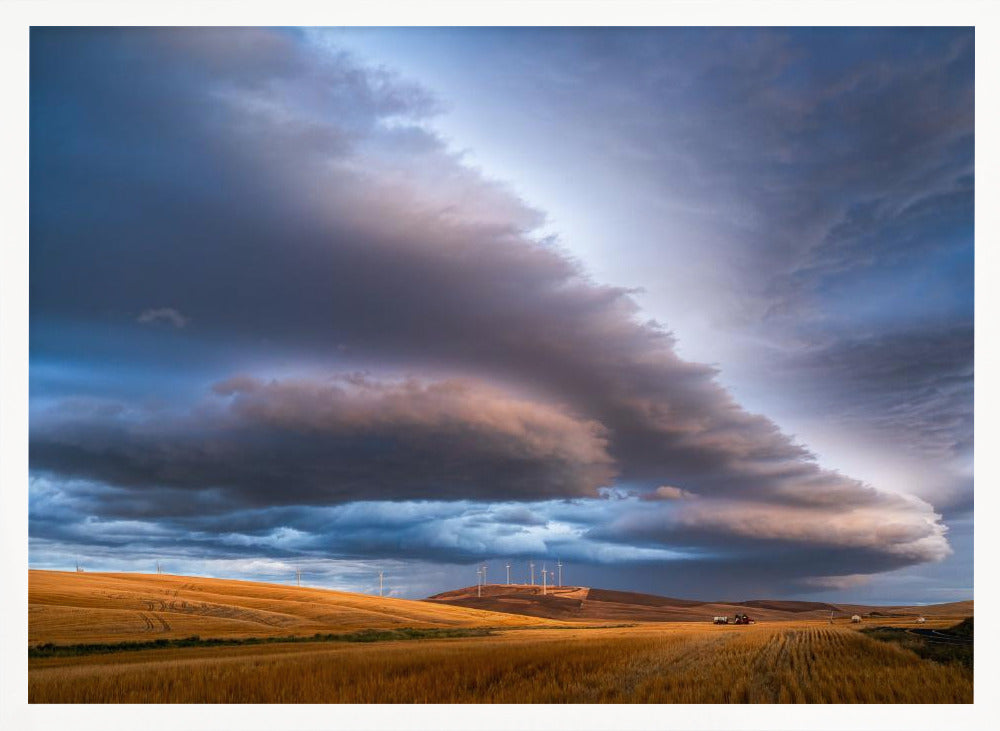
[850,615,862,623]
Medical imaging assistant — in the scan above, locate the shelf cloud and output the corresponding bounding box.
[29,27,971,600]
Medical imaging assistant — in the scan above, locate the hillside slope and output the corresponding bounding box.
[29,570,559,645]
[426,584,973,623]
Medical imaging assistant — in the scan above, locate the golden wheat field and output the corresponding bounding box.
[29,570,559,645]
[29,571,972,703]
[30,623,972,703]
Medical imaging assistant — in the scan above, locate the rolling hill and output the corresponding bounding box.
[425,584,973,623]
[29,570,561,645]
[30,570,973,647]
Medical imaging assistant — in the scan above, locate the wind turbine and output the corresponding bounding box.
[529,560,535,586]
[378,570,384,597]
[481,563,488,586]
[505,562,511,585]
[476,567,483,597]
[542,563,547,595]
[296,569,302,587]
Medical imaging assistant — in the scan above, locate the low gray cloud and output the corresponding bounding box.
[595,495,948,564]
[641,486,695,501]
[137,307,188,328]
[27,478,948,599]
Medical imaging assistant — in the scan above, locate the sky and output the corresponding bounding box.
[28,27,973,604]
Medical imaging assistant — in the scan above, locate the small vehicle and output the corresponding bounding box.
[714,614,755,625]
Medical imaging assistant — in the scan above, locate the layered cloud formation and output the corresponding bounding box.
[29,28,970,599]
[33,375,616,504]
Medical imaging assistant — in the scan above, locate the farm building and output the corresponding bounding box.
[851,615,862,623]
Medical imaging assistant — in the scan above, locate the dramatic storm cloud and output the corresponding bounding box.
[32,375,616,503]
[30,27,972,601]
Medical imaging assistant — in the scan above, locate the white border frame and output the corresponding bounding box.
[2,2,996,729]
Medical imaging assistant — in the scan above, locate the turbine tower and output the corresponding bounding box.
[529,560,535,586]
[481,563,487,586]
[542,563,547,595]
[505,562,511,585]
[476,567,483,597]
[379,570,384,597]
[296,569,302,587]
[156,560,162,575]
[557,559,562,587]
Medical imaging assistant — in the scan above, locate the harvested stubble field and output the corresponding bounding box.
[29,571,972,703]
[29,570,558,646]
[30,622,972,703]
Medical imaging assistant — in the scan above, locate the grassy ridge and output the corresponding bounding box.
[29,570,558,647]
[861,617,973,670]
[29,627,495,658]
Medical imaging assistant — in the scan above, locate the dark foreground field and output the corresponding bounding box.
[30,622,972,703]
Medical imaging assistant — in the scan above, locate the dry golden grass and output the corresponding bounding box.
[29,622,972,703]
[30,570,560,645]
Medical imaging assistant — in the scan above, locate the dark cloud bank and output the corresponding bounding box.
[29,28,967,598]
